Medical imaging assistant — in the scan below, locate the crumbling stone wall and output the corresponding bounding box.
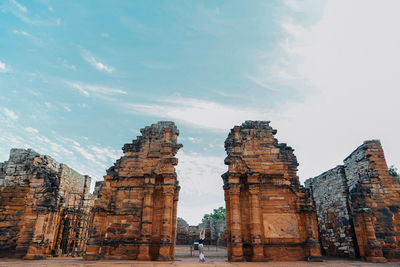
[222,121,321,261]
[84,121,182,261]
[202,219,226,245]
[0,149,91,259]
[176,218,191,245]
[305,166,357,258]
[306,140,400,262]
[176,217,226,246]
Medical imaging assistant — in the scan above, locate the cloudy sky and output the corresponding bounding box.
[1,0,399,224]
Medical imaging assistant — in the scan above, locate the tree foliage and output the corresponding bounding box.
[389,165,400,184]
[202,206,226,221]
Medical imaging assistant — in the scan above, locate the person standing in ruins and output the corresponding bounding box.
[198,229,205,262]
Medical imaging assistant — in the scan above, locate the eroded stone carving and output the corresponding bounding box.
[84,121,182,261]
[222,121,321,261]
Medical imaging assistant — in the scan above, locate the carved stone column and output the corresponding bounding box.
[248,185,264,261]
[170,185,180,259]
[158,185,174,261]
[362,212,386,263]
[304,205,322,261]
[224,186,232,260]
[137,185,154,260]
[229,183,243,261]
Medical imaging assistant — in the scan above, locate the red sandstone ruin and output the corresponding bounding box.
[0,149,92,259]
[2,121,399,264]
[222,121,321,261]
[306,140,400,262]
[84,121,182,261]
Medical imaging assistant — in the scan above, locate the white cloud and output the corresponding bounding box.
[81,49,114,73]
[72,145,96,162]
[245,73,278,91]
[283,0,299,10]
[25,127,38,133]
[58,137,81,147]
[176,150,225,224]
[62,104,72,112]
[7,0,59,26]
[67,81,126,96]
[2,108,18,121]
[126,97,270,131]
[35,136,74,157]
[63,63,77,71]
[89,145,121,163]
[269,0,400,182]
[12,29,30,36]
[10,0,27,13]
[0,61,10,73]
[44,102,53,108]
[187,137,200,143]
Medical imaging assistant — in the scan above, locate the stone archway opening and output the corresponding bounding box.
[83,120,321,262]
[2,121,400,263]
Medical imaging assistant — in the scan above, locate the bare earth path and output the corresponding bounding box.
[0,246,398,267]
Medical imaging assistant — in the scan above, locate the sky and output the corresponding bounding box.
[0,0,399,225]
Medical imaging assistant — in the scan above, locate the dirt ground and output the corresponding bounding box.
[0,246,398,267]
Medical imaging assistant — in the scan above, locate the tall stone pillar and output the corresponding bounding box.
[360,211,386,263]
[229,184,243,261]
[158,185,175,261]
[137,184,154,260]
[248,185,264,261]
[304,205,322,261]
[170,186,180,258]
[224,185,232,260]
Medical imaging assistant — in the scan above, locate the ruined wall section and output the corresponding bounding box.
[176,218,226,245]
[0,149,41,257]
[222,121,321,262]
[306,140,400,262]
[59,165,91,204]
[344,140,400,262]
[85,121,182,261]
[0,149,91,259]
[305,166,356,257]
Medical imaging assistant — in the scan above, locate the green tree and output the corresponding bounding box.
[202,206,226,221]
[389,165,400,184]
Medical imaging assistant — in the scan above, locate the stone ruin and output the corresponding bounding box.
[222,121,321,261]
[1,120,399,264]
[84,121,182,261]
[176,217,226,246]
[0,149,92,259]
[305,140,400,262]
